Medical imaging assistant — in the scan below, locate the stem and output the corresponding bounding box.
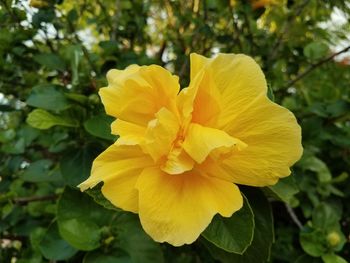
[283,45,350,89]
[13,194,58,205]
[285,204,303,229]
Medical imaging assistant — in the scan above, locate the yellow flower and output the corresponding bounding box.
[78,53,303,246]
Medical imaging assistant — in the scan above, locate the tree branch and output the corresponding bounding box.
[283,45,350,89]
[13,194,58,205]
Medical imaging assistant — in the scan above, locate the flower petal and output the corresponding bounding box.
[136,167,243,246]
[188,53,268,129]
[78,144,153,213]
[182,123,247,164]
[208,97,303,186]
[111,119,146,145]
[100,65,180,125]
[142,107,180,161]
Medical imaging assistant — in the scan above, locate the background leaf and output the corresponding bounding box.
[39,223,77,260]
[26,84,70,111]
[57,187,114,251]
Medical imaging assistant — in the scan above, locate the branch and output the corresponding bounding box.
[285,204,303,229]
[13,194,58,205]
[283,45,350,89]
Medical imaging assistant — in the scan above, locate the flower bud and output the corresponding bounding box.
[327,231,341,247]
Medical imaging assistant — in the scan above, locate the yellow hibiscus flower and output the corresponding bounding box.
[78,53,303,246]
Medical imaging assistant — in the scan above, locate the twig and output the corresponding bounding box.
[285,204,303,229]
[283,45,350,89]
[13,194,58,205]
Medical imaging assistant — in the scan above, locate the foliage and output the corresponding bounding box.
[1,0,350,262]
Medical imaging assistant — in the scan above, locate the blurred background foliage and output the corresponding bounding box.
[0,0,350,262]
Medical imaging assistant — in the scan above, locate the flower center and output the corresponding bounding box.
[160,127,195,175]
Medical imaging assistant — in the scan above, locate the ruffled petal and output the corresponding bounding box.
[182,123,247,163]
[188,53,268,129]
[186,53,302,186]
[111,119,146,145]
[142,107,180,161]
[78,144,154,213]
[207,96,303,186]
[136,167,243,246]
[100,65,180,125]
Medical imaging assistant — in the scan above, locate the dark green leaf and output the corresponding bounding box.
[300,229,327,257]
[39,223,77,260]
[84,114,115,140]
[22,159,61,182]
[202,194,254,254]
[85,183,120,211]
[267,175,299,204]
[203,188,274,263]
[33,53,66,71]
[57,187,114,251]
[114,213,164,263]
[304,42,329,60]
[26,84,70,111]
[60,143,102,187]
[312,203,340,230]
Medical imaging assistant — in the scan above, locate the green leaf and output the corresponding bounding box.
[26,84,70,111]
[57,187,114,251]
[298,155,332,182]
[85,183,120,211]
[84,114,115,140]
[59,218,101,251]
[83,251,132,263]
[267,175,299,204]
[300,229,327,257]
[312,203,340,230]
[322,254,348,263]
[60,143,102,187]
[27,109,78,129]
[325,100,350,118]
[39,223,77,260]
[33,53,66,71]
[0,129,15,143]
[304,42,329,60]
[202,194,254,254]
[1,137,25,154]
[114,213,164,263]
[22,159,61,182]
[203,188,274,263]
[65,92,89,105]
